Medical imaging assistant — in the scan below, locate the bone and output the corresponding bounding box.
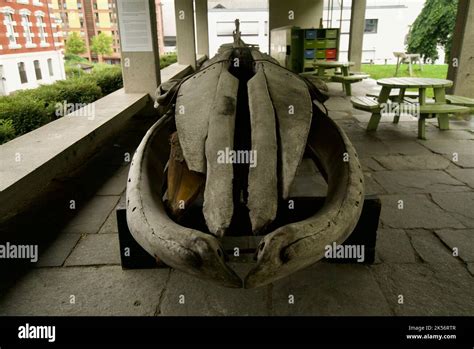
[260,62,313,199]
[247,63,278,233]
[127,113,242,288]
[203,69,239,237]
[244,112,365,289]
[175,60,228,173]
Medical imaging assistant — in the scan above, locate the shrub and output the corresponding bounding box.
[65,65,86,79]
[0,119,15,144]
[0,63,122,141]
[64,53,88,63]
[54,79,102,105]
[160,53,177,69]
[0,97,49,136]
[87,66,123,95]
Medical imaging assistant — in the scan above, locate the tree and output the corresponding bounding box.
[90,33,113,63]
[407,0,458,63]
[65,32,86,55]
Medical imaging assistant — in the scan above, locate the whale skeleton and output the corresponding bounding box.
[126,30,364,288]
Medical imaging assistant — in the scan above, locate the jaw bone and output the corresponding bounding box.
[129,46,364,289]
[127,113,242,288]
[244,110,365,289]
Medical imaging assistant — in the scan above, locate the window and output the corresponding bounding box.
[4,13,17,44]
[18,62,28,84]
[36,15,46,43]
[34,60,42,80]
[47,58,54,76]
[21,14,33,44]
[364,19,378,34]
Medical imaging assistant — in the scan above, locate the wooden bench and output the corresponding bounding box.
[446,95,474,112]
[417,104,470,139]
[331,74,370,96]
[366,90,419,101]
[351,96,470,139]
[351,96,382,131]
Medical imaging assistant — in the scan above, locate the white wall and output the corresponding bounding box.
[323,0,446,64]
[0,50,65,95]
[208,9,269,57]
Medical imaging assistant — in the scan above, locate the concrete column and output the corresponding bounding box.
[116,0,161,97]
[447,0,474,97]
[348,0,366,71]
[175,0,197,70]
[195,0,209,57]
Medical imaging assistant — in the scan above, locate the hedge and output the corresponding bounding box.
[0,97,49,136]
[0,119,15,144]
[0,66,123,144]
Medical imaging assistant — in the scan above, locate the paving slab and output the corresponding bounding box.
[0,266,168,316]
[96,165,130,196]
[36,233,81,267]
[336,120,366,133]
[445,168,474,189]
[61,195,120,234]
[363,172,386,195]
[328,110,354,121]
[353,113,417,124]
[419,129,474,140]
[445,154,474,168]
[370,263,474,315]
[360,157,386,171]
[373,170,468,194]
[98,208,119,234]
[379,194,465,230]
[159,264,269,316]
[405,229,459,264]
[373,154,451,171]
[376,229,417,263]
[352,138,432,158]
[435,229,474,263]
[64,233,121,266]
[271,263,392,316]
[419,139,474,155]
[431,192,474,228]
[325,97,352,111]
[380,140,434,156]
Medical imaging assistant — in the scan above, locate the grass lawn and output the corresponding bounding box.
[361,64,448,80]
[361,64,449,98]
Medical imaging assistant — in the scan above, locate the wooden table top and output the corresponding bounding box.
[377,77,453,88]
[313,60,355,68]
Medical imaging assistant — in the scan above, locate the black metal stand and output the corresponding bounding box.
[117,195,381,269]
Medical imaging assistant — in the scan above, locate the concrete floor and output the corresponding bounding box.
[1,79,473,316]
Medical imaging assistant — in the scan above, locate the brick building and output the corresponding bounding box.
[50,0,165,64]
[0,0,65,95]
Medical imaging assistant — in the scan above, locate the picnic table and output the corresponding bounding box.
[351,77,470,139]
[308,60,369,96]
[393,52,423,77]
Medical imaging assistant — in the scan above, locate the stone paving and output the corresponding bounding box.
[1,80,473,316]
